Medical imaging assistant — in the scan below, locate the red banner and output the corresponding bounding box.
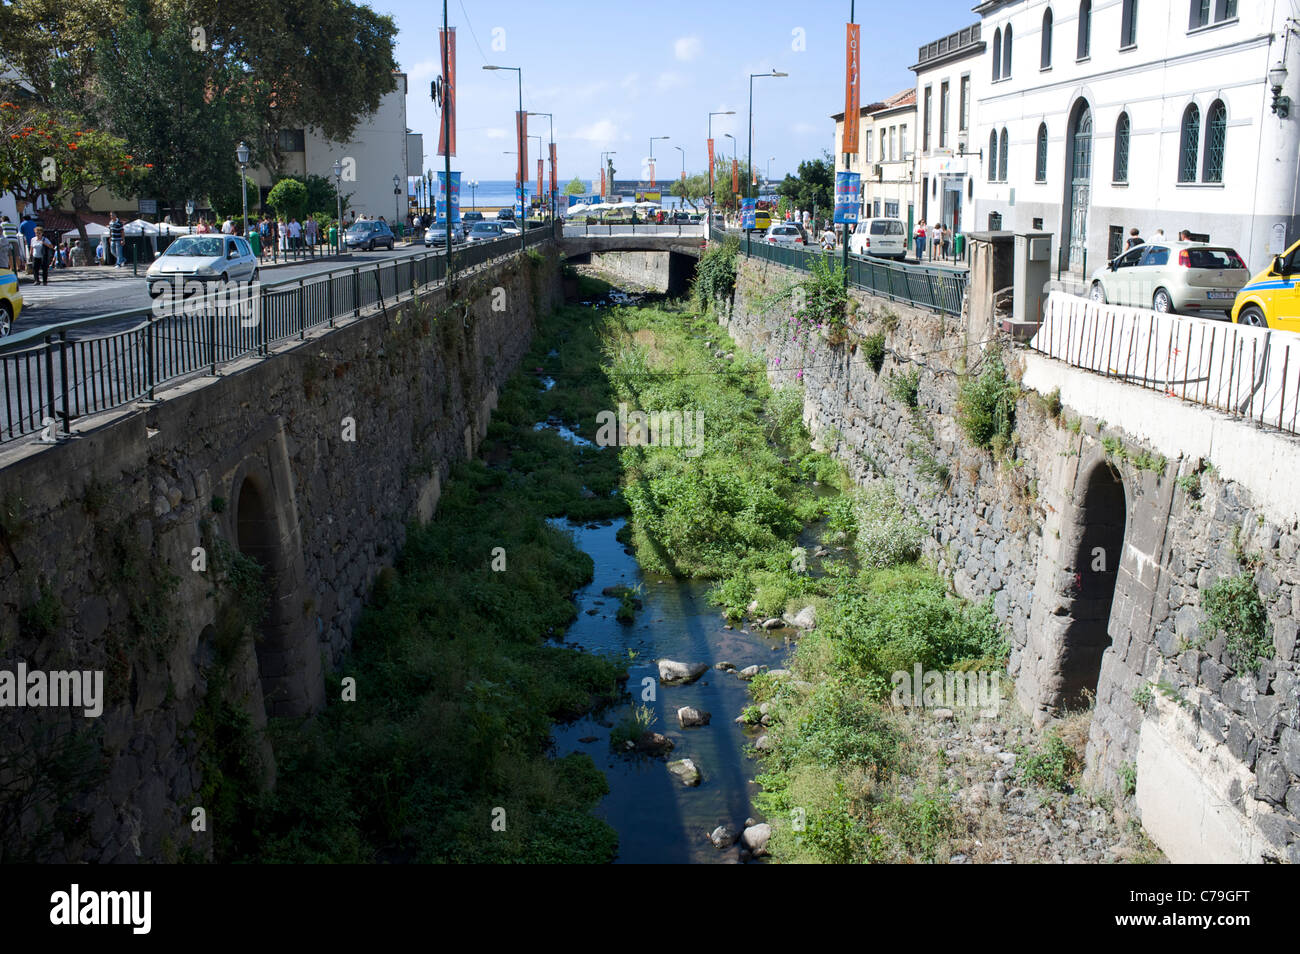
[600,166,606,197]
[516,111,528,188]
[437,27,456,157]
[707,138,715,192]
[649,158,656,190]
[843,23,861,154]
[549,142,557,198]
[537,158,543,203]
[732,159,738,193]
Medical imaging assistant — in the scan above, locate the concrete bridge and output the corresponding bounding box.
[558,225,705,295]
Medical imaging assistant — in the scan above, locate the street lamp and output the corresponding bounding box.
[185,199,195,229]
[1270,63,1291,117]
[331,158,343,250]
[747,69,787,254]
[235,141,250,237]
[673,145,685,211]
[649,136,669,191]
[468,178,479,211]
[708,110,735,223]
[529,111,555,222]
[767,156,775,191]
[484,64,527,252]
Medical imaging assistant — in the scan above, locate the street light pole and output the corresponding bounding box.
[673,145,685,211]
[708,110,735,227]
[528,111,554,222]
[441,0,453,269]
[747,70,788,256]
[844,0,856,285]
[649,136,669,195]
[484,63,526,253]
[468,179,478,211]
[332,159,343,252]
[236,141,250,238]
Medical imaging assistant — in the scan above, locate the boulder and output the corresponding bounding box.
[658,659,708,684]
[635,731,674,756]
[668,758,702,786]
[741,823,772,856]
[761,617,784,630]
[785,605,817,630]
[754,734,772,752]
[714,661,737,671]
[709,825,737,849]
[677,706,712,728]
[736,665,762,680]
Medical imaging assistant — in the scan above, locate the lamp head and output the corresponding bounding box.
[235,141,250,165]
[332,159,343,178]
[1270,64,1288,91]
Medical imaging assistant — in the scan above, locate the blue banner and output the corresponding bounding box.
[568,193,600,208]
[741,197,757,230]
[516,186,526,222]
[436,171,461,224]
[834,171,861,225]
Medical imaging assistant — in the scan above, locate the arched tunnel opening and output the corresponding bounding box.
[234,475,282,716]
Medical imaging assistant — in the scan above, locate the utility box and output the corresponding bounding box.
[1013,231,1053,332]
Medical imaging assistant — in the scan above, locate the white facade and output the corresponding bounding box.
[912,24,987,235]
[834,90,918,223]
[971,0,1300,273]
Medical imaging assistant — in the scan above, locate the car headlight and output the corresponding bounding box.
[194,266,216,276]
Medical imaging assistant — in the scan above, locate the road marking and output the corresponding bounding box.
[18,278,136,305]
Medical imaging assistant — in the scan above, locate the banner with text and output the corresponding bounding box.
[741,197,757,230]
[516,111,528,194]
[843,23,860,154]
[732,159,739,193]
[833,171,861,225]
[436,171,461,223]
[550,143,557,199]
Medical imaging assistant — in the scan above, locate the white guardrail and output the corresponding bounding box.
[561,224,707,237]
[1030,291,1300,436]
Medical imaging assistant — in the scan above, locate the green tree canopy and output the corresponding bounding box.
[776,152,834,216]
[266,178,308,220]
[563,176,587,195]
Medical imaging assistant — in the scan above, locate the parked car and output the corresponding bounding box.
[849,217,908,260]
[765,223,807,247]
[466,221,506,244]
[424,223,465,247]
[1231,238,1300,330]
[500,220,522,236]
[344,220,396,251]
[0,261,22,336]
[495,208,516,222]
[146,235,258,298]
[669,210,693,224]
[462,211,485,224]
[1089,241,1250,314]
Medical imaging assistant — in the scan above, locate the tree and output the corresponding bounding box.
[266,178,308,220]
[669,173,712,211]
[563,176,587,195]
[710,158,752,212]
[776,151,834,217]
[209,172,260,222]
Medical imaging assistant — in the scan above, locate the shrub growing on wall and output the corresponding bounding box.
[957,353,1017,452]
[692,236,740,309]
[1202,572,1271,672]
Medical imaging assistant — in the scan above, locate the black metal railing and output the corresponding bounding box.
[710,225,968,317]
[0,225,556,444]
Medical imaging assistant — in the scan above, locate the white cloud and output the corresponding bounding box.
[484,128,507,140]
[407,59,439,81]
[573,120,620,142]
[674,36,702,61]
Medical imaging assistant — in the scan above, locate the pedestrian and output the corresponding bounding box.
[1152,228,1165,242]
[221,216,234,234]
[821,225,836,250]
[0,215,20,271]
[1125,227,1143,251]
[1178,228,1191,241]
[278,218,289,255]
[18,214,37,271]
[914,219,927,260]
[288,216,302,251]
[305,216,318,247]
[195,217,209,234]
[108,213,125,268]
[940,223,951,260]
[55,242,69,268]
[28,226,54,285]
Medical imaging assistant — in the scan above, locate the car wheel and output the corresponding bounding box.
[251,269,259,284]
[1153,288,1174,314]
[367,240,375,251]
[1089,282,1107,304]
[0,302,11,337]
[1239,305,1268,329]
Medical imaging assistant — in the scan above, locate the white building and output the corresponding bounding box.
[970,0,1300,273]
[835,89,919,224]
[912,23,987,236]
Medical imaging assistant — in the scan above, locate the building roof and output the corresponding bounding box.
[831,88,915,122]
[910,22,985,72]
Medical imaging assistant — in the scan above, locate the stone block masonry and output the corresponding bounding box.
[721,253,1300,863]
[0,248,563,862]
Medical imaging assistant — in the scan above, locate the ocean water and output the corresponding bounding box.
[415,178,691,211]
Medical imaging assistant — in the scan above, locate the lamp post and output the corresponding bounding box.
[528,111,554,222]
[393,174,402,237]
[468,178,479,211]
[235,141,250,238]
[185,199,195,229]
[724,133,736,225]
[649,136,669,194]
[767,156,775,192]
[747,69,787,255]
[708,110,735,225]
[484,63,526,252]
[672,145,685,212]
[331,158,343,250]
[1270,63,1291,117]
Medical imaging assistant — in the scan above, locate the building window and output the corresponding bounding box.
[900,124,908,158]
[999,128,1009,181]
[1034,217,1045,231]
[1178,102,1200,183]
[1121,0,1138,47]
[1191,0,1236,28]
[1041,8,1054,69]
[1035,123,1048,181]
[923,86,932,152]
[885,201,899,218]
[890,126,897,161]
[1113,111,1130,182]
[939,82,950,148]
[1203,99,1226,183]
[988,130,998,182]
[880,130,887,164]
[1078,0,1092,59]
[865,133,872,163]
[873,198,881,218]
[277,128,306,152]
[959,75,970,131]
[1003,25,1013,79]
[993,28,1003,81]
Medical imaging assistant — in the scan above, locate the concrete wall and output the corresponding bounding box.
[582,249,697,296]
[721,253,1300,862]
[0,249,562,862]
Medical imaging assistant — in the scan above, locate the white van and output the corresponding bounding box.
[849,217,907,260]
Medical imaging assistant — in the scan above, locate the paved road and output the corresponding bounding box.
[9,242,433,334]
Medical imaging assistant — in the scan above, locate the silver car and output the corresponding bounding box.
[146,235,258,298]
[466,222,505,244]
[765,223,808,247]
[1089,241,1250,314]
[424,223,465,247]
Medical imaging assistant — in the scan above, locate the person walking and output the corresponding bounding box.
[108,213,125,268]
[221,216,234,234]
[914,219,928,261]
[0,215,21,272]
[288,216,302,251]
[28,226,54,285]
[1125,227,1143,251]
[305,216,318,248]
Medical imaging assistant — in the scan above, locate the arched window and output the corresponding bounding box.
[988,130,999,181]
[1077,0,1092,59]
[999,128,1009,181]
[1003,25,1013,79]
[1203,99,1226,183]
[992,28,1003,80]
[1113,112,1130,183]
[1178,102,1200,183]
[1041,8,1054,69]
[1036,123,1049,181]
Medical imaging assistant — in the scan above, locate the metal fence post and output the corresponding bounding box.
[44,335,56,437]
[146,311,157,400]
[56,332,70,434]
[209,300,218,375]
[299,280,307,339]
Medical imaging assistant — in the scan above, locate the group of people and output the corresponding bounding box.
[1123,227,1194,251]
[912,220,954,261]
[1,212,128,283]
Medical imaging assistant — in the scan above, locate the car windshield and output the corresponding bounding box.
[471,223,500,233]
[165,237,223,257]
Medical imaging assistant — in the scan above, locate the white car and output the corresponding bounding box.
[1089,241,1251,314]
[765,223,808,247]
[147,235,258,297]
[850,217,908,260]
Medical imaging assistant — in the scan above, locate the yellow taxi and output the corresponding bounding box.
[0,261,21,337]
[747,209,771,231]
[1231,239,1300,330]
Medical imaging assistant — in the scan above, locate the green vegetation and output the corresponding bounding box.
[1202,572,1271,673]
[957,353,1018,453]
[799,254,849,337]
[1118,761,1137,798]
[887,367,920,408]
[862,331,887,374]
[1015,730,1082,793]
[692,236,740,310]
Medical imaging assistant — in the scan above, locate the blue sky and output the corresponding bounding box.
[381,0,974,186]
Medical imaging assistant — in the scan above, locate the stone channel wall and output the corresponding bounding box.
[0,249,562,862]
[720,254,1300,862]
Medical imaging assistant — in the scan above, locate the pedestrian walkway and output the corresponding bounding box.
[17,276,131,305]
